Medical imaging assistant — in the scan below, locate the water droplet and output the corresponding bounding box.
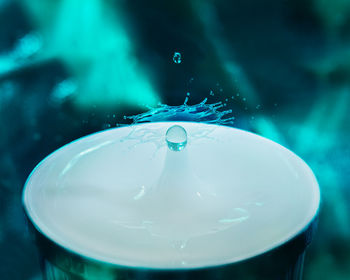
[166,125,187,152]
[186,92,190,96]
[256,104,261,109]
[173,52,182,64]
[184,97,189,105]
[209,90,214,96]
[242,97,246,101]
[225,98,228,102]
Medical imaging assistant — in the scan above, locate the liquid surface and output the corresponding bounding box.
[23,122,320,269]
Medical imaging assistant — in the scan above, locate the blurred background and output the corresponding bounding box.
[0,0,349,279]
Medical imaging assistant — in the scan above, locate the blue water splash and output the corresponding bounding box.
[124,98,235,125]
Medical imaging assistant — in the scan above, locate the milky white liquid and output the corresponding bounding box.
[23,122,320,269]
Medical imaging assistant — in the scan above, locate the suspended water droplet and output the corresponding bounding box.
[209,90,214,96]
[173,52,182,64]
[166,125,187,151]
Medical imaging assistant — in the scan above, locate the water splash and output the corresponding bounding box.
[125,98,235,126]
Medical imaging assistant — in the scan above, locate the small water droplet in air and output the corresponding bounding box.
[166,125,187,152]
[256,104,261,109]
[209,90,214,96]
[236,93,240,97]
[187,92,190,96]
[242,97,246,101]
[225,98,228,102]
[173,52,182,64]
[231,96,235,99]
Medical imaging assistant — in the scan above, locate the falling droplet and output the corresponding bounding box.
[173,52,182,64]
[166,125,187,151]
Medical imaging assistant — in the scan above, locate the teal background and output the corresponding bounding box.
[0,0,349,279]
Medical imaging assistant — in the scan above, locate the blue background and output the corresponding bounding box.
[0,0,349,279]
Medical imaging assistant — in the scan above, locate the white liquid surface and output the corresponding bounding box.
[23,122,320,269]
